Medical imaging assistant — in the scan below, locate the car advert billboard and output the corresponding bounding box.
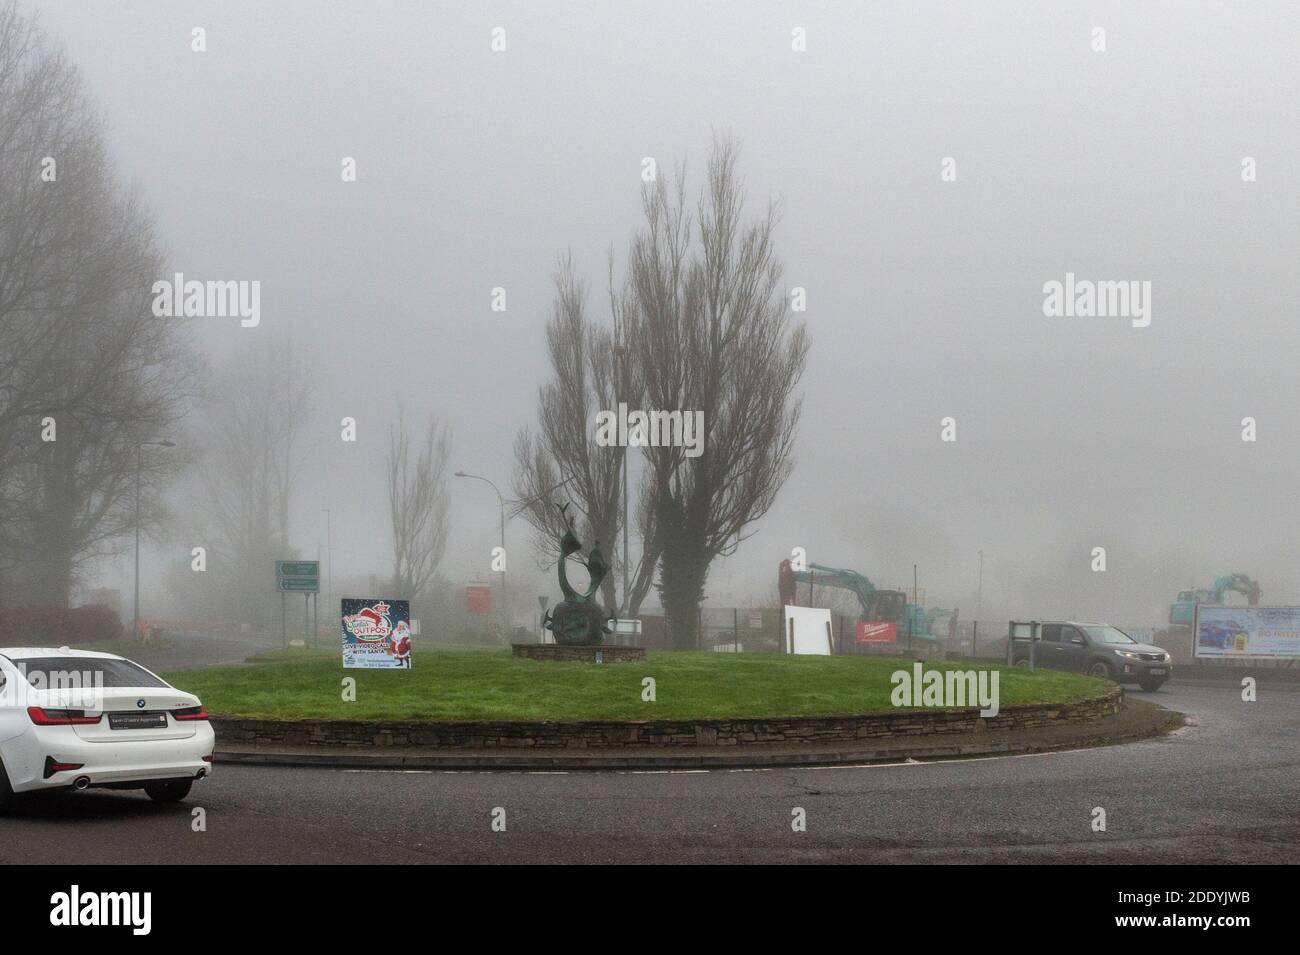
[1194,605,1300,660]
[341,598,412,668]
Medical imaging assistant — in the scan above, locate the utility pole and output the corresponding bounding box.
[909,563,917,652]
[323,508,333,624]
[622,450,629,614]
[614,342,631,619]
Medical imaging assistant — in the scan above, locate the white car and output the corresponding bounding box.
[0,647,213,810]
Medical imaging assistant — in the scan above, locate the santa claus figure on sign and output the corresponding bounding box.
[388,620,412,668]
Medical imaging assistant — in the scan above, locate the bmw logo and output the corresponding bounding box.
[136,699,146,709]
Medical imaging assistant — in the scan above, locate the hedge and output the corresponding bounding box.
[0,605,124,647]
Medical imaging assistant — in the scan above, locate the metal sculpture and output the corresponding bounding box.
[542,503,615,646]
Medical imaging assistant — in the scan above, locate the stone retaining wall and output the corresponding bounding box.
[212,687,1122,750]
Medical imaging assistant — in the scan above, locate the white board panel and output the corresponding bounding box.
[782,605,834,655]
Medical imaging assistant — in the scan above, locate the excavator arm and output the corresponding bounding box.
[1212,574,1262,606]
[778,560,924,638]
[1171,573,1262,626]
[780,560,880,617]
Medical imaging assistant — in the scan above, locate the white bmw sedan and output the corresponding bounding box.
[0,647,213,810]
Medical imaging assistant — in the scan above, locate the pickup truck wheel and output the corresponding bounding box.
[1087,660,1114,680]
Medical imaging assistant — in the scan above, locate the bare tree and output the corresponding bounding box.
[512,256,660,616]
[626,137,809,648]
[387,408,451,600]
[199,335,315,624]
[0,3,195,605]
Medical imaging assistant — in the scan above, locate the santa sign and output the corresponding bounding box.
[341,598,413,669]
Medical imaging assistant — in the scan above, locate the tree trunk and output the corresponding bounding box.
[659,531,709,650]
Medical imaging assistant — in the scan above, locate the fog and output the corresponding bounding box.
[36,0,1300,628]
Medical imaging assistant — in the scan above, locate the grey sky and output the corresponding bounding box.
[40,1,1300,623]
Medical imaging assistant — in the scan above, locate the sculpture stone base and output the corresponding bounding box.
[513,643,646,664]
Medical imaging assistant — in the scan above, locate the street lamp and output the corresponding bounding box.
[455,471,507,628]
[134,440,175,641]
[322,507,333,628]
[613,343,630,617]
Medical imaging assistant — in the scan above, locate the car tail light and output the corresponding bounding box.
[172,705,208,721]
[28,707,100,726]
[201,754,213,763]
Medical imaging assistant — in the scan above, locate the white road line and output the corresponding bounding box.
[804,747,1101,770]
[619,769,711,775]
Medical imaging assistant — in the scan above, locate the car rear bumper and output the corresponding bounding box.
[8,723,215,792]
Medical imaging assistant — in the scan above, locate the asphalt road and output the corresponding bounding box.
[2,682,1296,863]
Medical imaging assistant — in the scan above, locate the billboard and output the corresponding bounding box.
[1194,605,1300,660]
[464,584,492,615]
[341,598,412,668]
[857,620,897,644]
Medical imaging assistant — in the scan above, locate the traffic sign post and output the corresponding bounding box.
[276,561,319,592]
[278,577,319,592]
[276,561,320,647]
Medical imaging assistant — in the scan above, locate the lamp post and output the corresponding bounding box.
[134,440,175,641]
[322,507,333,624]
[455,471,507,627]
[613,343,630,617]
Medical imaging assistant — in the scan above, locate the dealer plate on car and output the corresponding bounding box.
[108,712,167,730]
[1147,668,1167,676]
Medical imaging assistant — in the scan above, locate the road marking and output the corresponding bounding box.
[619,769,711,775]
[806,748,1100,770]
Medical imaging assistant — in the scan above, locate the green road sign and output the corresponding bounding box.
[276,561,320,578]
[278,577,319,592]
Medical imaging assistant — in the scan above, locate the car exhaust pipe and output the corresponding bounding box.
[72,776,90,791]
[195,768,206,780]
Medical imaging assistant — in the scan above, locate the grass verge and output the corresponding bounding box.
[162,647,1110,722]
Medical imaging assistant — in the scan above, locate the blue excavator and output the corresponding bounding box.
[778,560,937,651]
[1169,574,1262,629]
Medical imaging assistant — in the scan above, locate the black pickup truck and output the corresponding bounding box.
[1009,621,1171,691]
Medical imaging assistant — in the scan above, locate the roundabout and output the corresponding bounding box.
[154,648,1174,769]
